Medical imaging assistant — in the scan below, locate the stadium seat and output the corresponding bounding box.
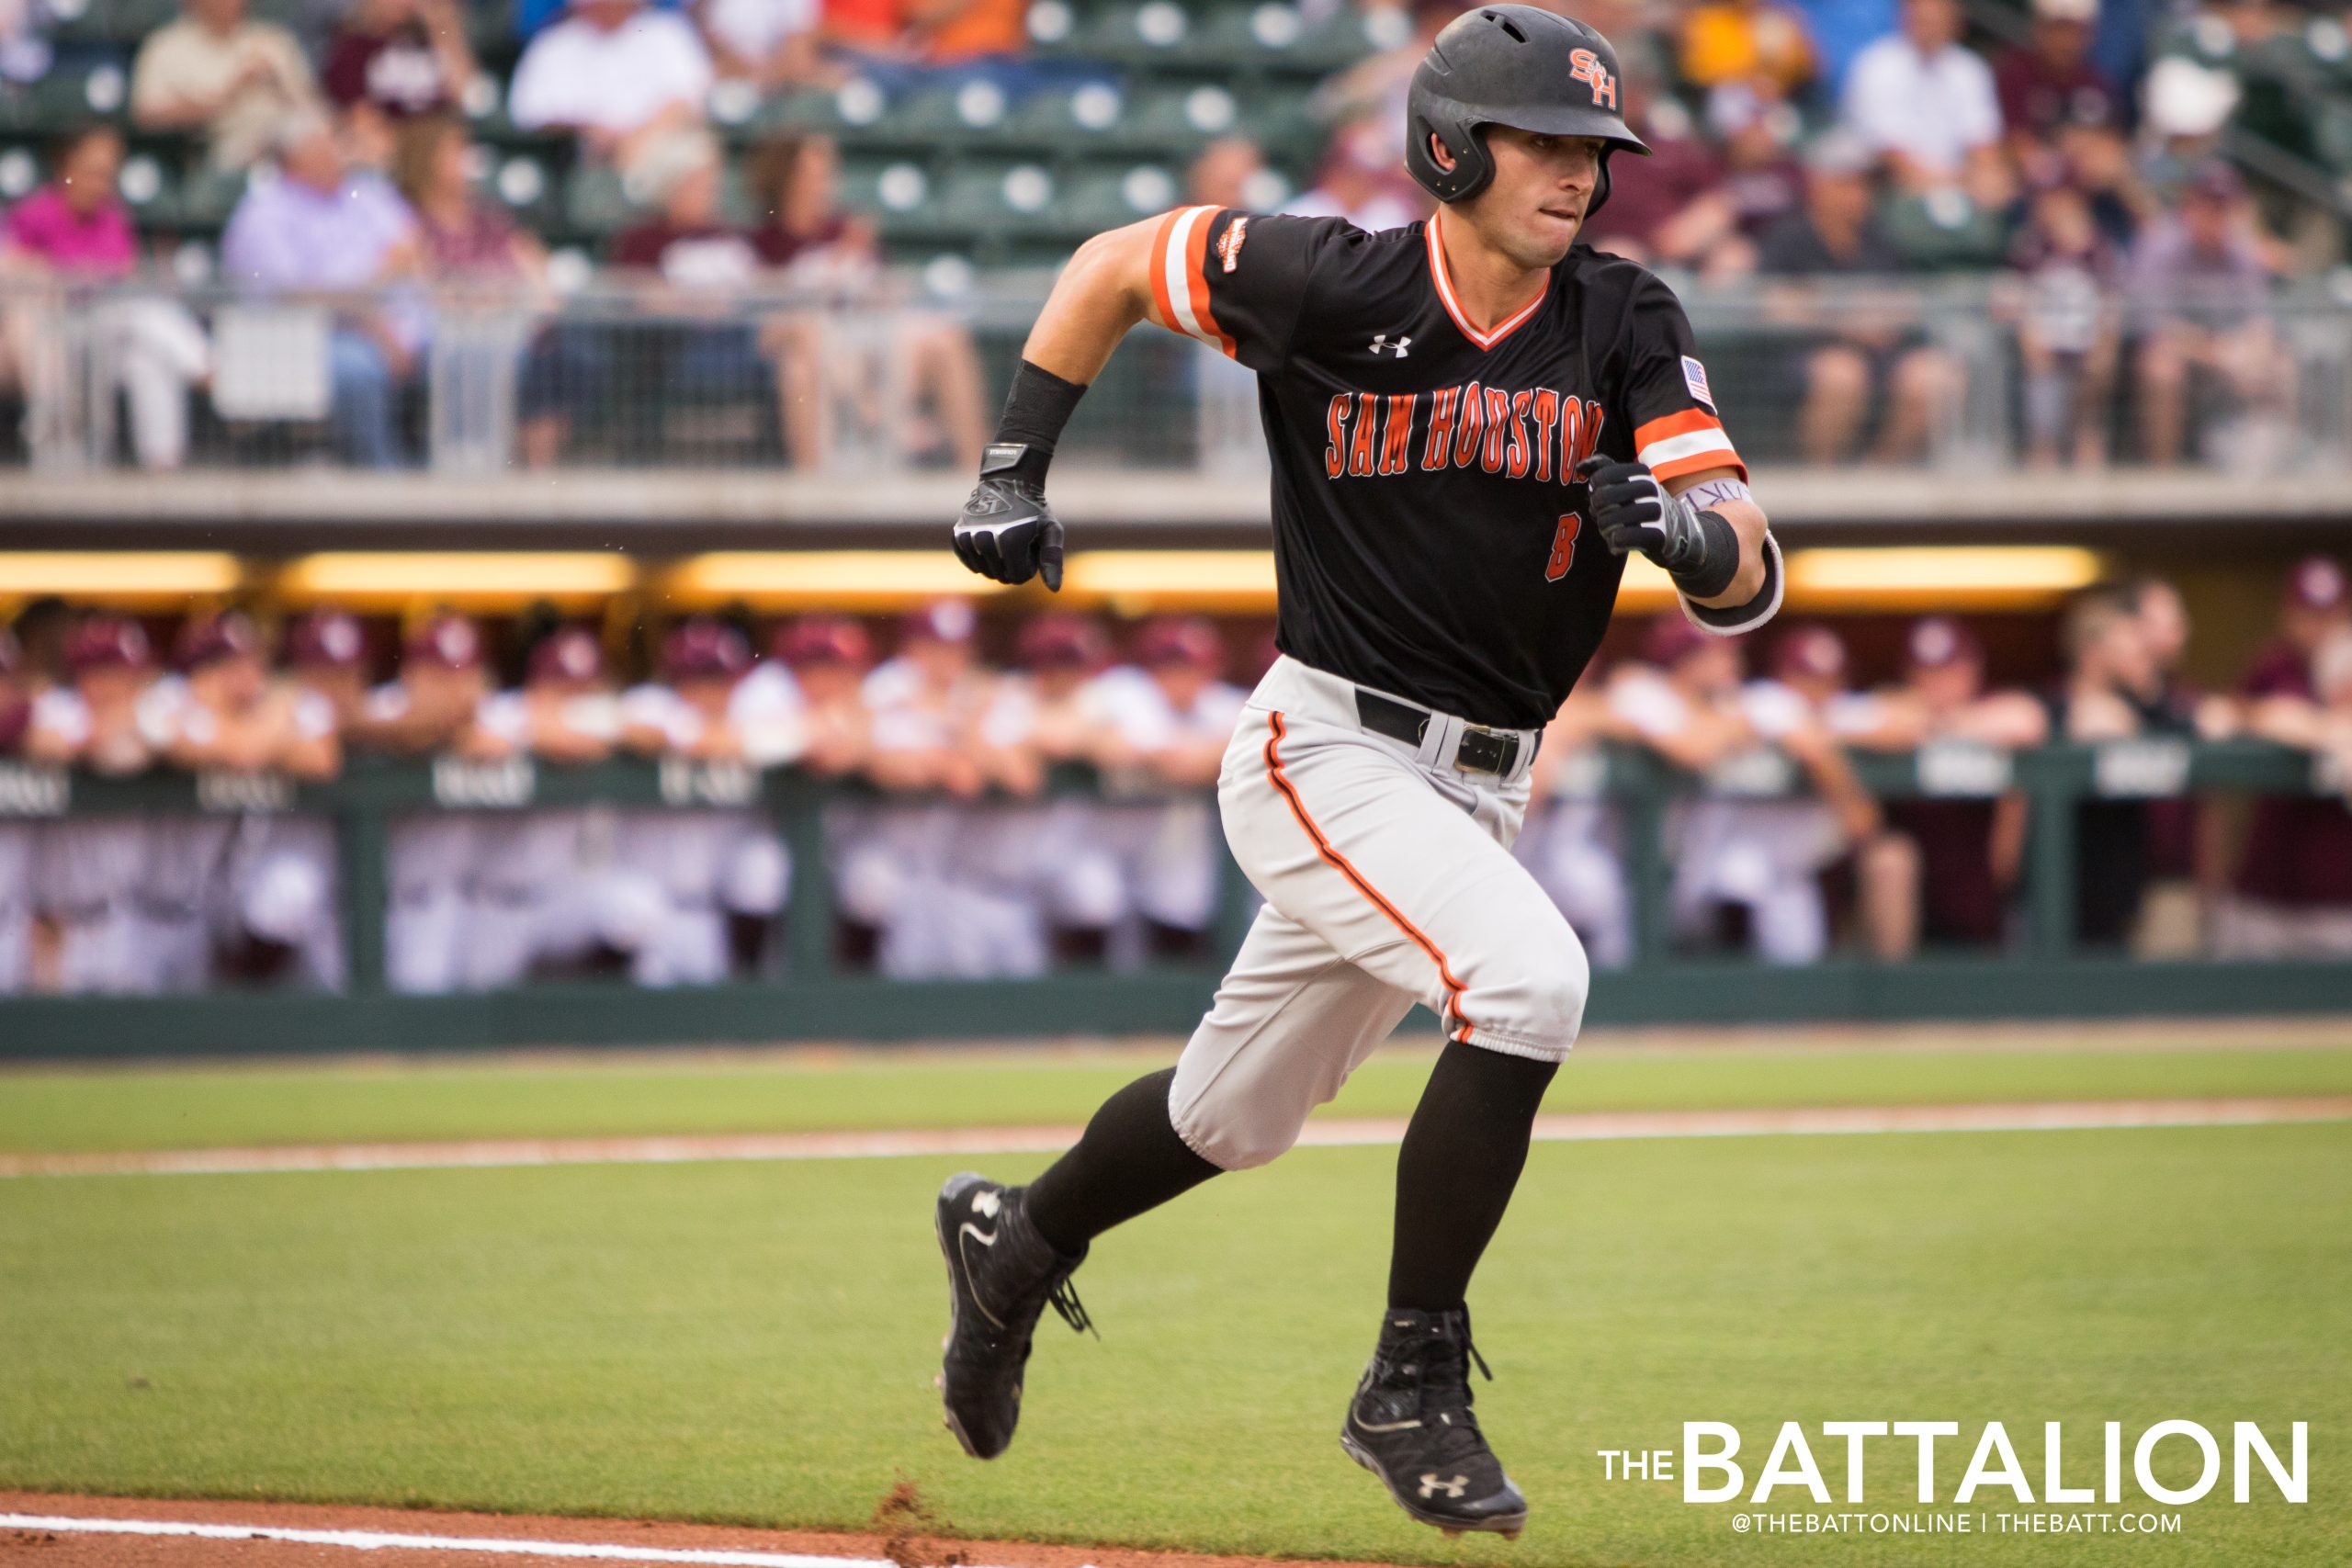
[1055,160,1181,231]
[174,165,247,231]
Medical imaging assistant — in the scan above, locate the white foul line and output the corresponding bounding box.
[0,1514,990,1568]
[3,1098,2347,1179]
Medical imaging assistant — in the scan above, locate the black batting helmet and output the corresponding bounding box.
[1404,6,1648,215]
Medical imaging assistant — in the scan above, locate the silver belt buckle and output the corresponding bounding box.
[1454,725,1518,776]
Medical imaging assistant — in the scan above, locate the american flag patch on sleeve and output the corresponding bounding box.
[1681,355,1714,411]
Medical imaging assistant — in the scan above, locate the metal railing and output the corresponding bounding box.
[4,272,2350,477]
[2,736,2348,1055]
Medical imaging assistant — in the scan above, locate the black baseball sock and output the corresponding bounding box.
[1023,1067,1223,1254]
[1387,1043,1559,1312]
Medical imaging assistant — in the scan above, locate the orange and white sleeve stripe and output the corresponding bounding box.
[1633,408,1745,483]
[1148,205,1236,358]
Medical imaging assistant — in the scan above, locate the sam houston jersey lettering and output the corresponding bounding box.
[1149,203,1745,731]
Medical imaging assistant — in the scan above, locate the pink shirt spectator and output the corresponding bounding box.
[4,186,138,276]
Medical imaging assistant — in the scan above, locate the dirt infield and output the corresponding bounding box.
[0,1494,1414,1568]
[4,1096,2346,1179]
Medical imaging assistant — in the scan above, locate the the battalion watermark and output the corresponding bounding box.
[1596,1419,2307,1540]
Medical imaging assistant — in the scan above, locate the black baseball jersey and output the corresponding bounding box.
[1147,203,1747,731]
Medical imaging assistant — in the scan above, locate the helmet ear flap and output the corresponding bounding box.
[1587,149,1612,220]
[1406,114,1495,204]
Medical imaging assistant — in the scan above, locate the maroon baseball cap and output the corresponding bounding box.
[175,610,264,671]
[663,617,752,681]
[1772,624,1848,682]
[1905,615,1984,671]
[405,614,483,671]
[901,598,978,647]
[287,608,368,670]
[1642,615,1712,669]
[528,626,605,684]
[64,614,153,674]
[1017,614,1108,671]
[2284,556,2348,613]
[772,615,873,669]
[1136,615,1225,670]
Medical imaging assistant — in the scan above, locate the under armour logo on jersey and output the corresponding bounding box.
[1569,48,1617,110]
[1369,334,1411,357]
[1419,1474,1469,1500]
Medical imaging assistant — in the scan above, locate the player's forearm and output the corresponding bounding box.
[1019,221,1157,386]
[1683,495,1767,608]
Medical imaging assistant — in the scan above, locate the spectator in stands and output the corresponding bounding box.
[1758,130,1962,463]
[1679,0,1815,96]
[1859,615,2045,948]
[1287,113,1425,233]
[2222,558,2352,956]
[322,0,478,169]
[507,0,714,183]
[2,123,212,471]
[701,0,831,87]
[1839,0,2003,194]
[1187,137,1282,212]
[1992,0,2118,179]
[607,130,800,463]
[2128,162,2290,468]
[2007,178,2120,470]
[1791,0,1894,93]
[220,107,423,468]
[1708,82,1806,259]
[749,132,984,471]
[907,0,1024,73]
[1578,99,1738,271]
[130,0,319,173]
[1307,0,1455,164]
[390,116,598,470]
[0,0,51,90]
[2047,583,2192,950]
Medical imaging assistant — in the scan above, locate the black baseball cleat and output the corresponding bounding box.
[1340,1307,1527,1540]
[933,1171,1091,1460]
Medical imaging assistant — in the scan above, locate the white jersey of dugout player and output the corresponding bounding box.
[181,682,344,991]
[369,680,488,995]
[962,671,1125,972]
[1609,667,1846,965]
[459,686,666,990]
[1090,664,1249,937]
[26,682,180,993]
[843,656,1013,978]
[1511,688,1632,969]
[612,679,792,987]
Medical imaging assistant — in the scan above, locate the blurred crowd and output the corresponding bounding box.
[0,0,2338,469]
[1287,0,2327,467]
[6,555,2352,997]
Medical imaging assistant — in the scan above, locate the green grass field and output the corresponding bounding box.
[4,1032,2348,1567]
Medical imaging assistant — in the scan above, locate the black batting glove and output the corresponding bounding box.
[954,442,1065,592]
[1575,455,1713,574]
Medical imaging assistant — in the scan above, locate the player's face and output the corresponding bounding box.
[1462,129,1604,268]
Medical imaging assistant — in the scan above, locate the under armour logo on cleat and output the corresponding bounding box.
[1369,334,1411,357]
[1419,1473,1469,1500]
[971,1190,1001,1218]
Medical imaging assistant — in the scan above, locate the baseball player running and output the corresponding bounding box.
[936,6,1781,1537]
